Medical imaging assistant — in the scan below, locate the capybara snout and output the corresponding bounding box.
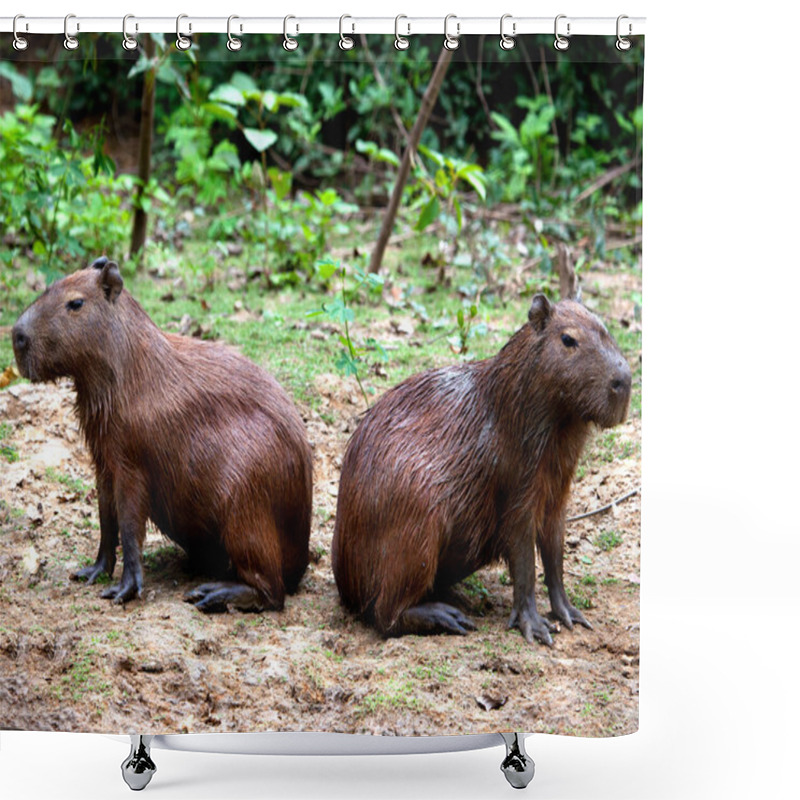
[13,257,312,614]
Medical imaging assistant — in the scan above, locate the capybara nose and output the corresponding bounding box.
[12,326,29,354]
[611,376,627,393]
[610,361,632,395]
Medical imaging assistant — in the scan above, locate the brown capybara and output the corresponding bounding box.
[11,257,312,613]
[332,294,631,645]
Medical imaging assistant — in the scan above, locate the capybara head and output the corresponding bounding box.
[526,294,631,429]
[12,256,124,383]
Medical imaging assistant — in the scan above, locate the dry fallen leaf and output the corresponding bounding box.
[0,365,20,389]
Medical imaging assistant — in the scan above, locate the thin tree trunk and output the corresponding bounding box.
[368,48,453,274]
[130,34,156,265]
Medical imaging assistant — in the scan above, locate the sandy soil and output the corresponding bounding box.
[0,279,640,738]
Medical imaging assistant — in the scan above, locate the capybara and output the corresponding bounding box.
[11,257,312,613]
[332,294,631,645]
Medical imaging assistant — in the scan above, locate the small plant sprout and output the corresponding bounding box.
[307,258,387,408]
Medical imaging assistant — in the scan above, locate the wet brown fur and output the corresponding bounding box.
[12,260,312,610]
[332,295,631,643]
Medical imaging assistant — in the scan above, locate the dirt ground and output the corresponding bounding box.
[0,280,640,739]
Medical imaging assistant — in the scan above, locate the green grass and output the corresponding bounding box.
[357,678,426,715]
[0,422,19,463]
[44,467,92,495]
[594,530,623,552]
[52,639,112,702]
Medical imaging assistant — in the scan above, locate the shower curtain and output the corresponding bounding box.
[0,20,643,741]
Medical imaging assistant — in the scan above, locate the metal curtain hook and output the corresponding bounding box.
[227,15,242,51]
[12,15,29,51]
[554,14,570,51]
[339,15,355,50]
[63,13,79,51]
[283,15,299,51]
[394,14,410,51]
[616,14,632,51]
[500,14,516,50]
[444,14,460,51]
[176,14,191,50]
[122,15,138,51]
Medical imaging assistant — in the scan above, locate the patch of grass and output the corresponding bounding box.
[0,422,19,463]
[53,639,111,702]
[461,574,490,601]
[357,678,426,715]
[142,545,181,572]
[594,530,623,552]
[410,659,453,684]
[44,467,92,495]
[568,586,593,610]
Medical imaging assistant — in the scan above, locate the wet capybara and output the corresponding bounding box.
[332,294,631,645]
[11,257,312,612]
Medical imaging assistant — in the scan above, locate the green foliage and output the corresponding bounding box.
[447,302,487,358]
[308,258,387,407]
[595,530,623,552]
[0,423,19,464]
[490,96,558,201]
[0,101,131,274]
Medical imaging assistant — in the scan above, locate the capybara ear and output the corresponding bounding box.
[100,261,124,303]
[89,255,109,271]
[528,294,552,331]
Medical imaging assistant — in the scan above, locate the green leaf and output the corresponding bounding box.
[230,72,259,95]
[0,63,33,103]
[316,259,340,280]
[453,197,463,233]
[335,352,360,377]
[268,168,292,201]
[209,84,245,107]
[243,128,278,153]
[365,338,389,362]
[460,169,487,202]
[415,196,440,231]
[418,144,444,167]
[355,140,400,167]
[202,102,239,123]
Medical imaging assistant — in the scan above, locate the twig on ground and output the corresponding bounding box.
[567,486,640,523]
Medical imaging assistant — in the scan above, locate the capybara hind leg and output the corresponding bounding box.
[395,602,477,636]
[184,582,266,613]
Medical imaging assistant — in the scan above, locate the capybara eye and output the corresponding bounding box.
[561,333,577,348]
[66,298,84,312]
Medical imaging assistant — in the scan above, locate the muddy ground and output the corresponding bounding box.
[0,279,640,739]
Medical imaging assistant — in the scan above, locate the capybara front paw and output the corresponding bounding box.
[508,605,556,646]
[101,579,140,604]
[71,561,109,585]
[550,597,593,631]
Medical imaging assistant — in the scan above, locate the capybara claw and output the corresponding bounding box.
[552,600,592,631]
[398,602,476,635]
[185,582,267,613]
[101,582,140,604]
[71,562,107,585]
[509,607,554,646]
